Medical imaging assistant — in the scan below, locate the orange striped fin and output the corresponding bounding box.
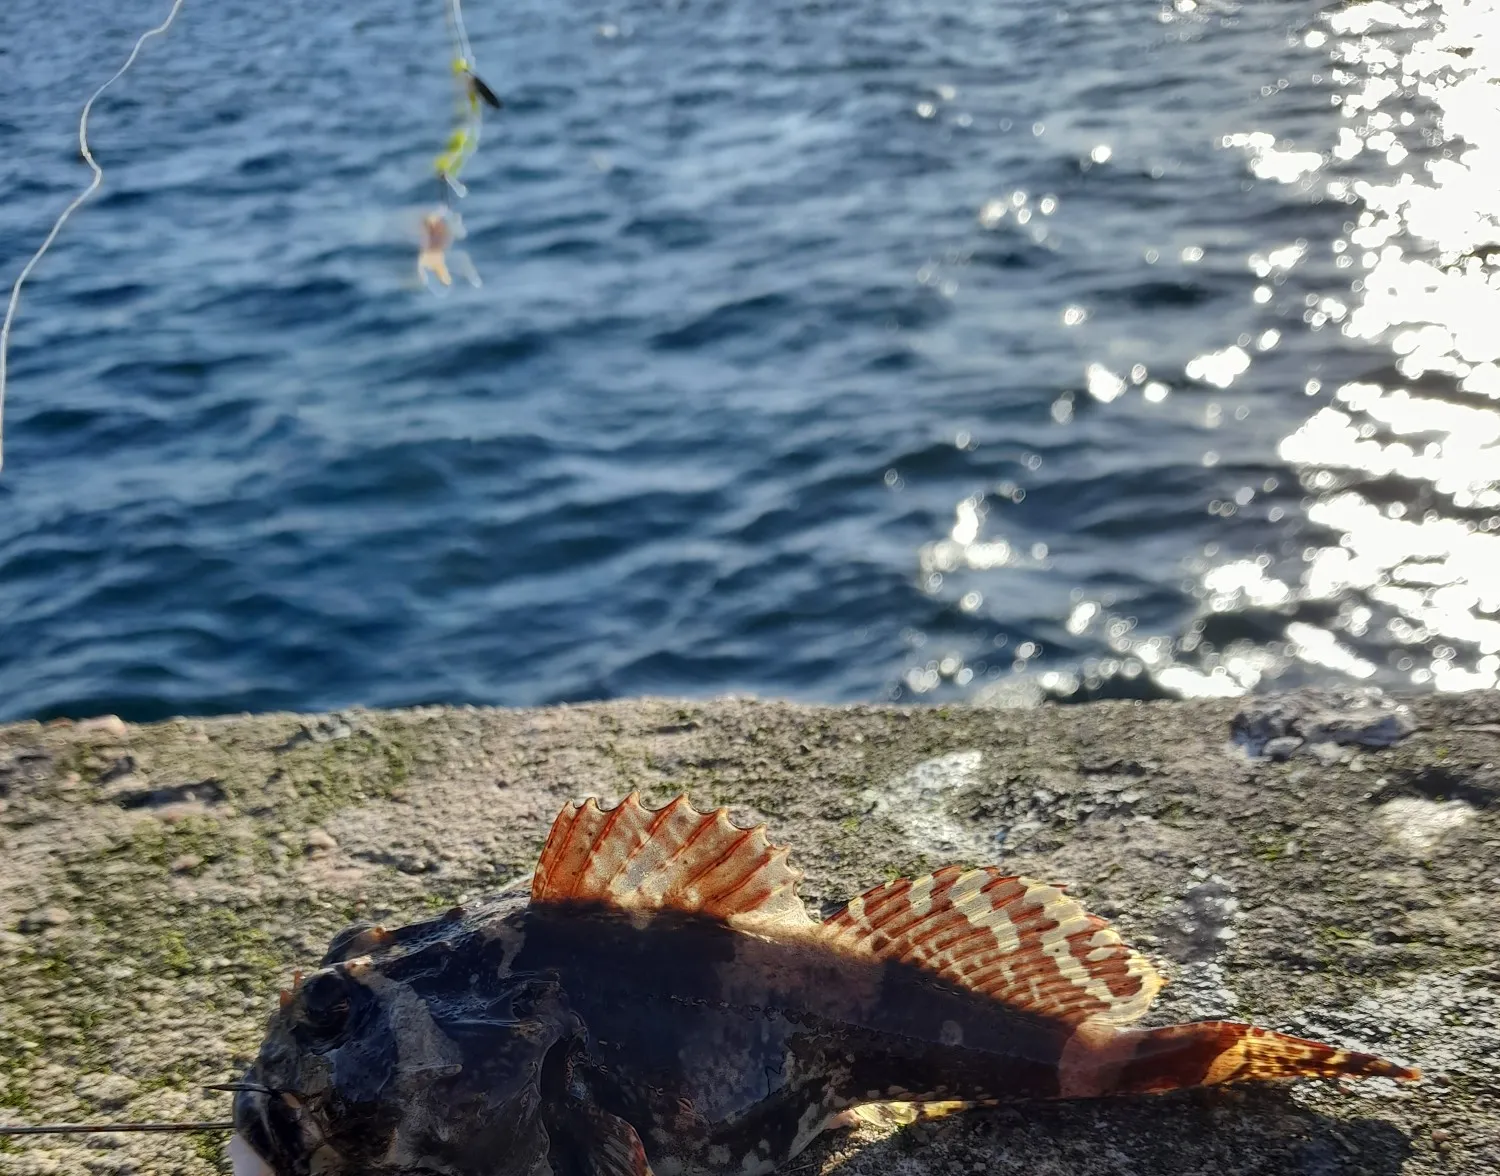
[531,793,815,931]
[820,865,1163,1026]
[1097,1021,1421,1094]
[572,1104,654,1176]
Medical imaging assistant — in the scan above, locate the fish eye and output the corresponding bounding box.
[297,971,353,1040]
[321,922,375,965]
[508,975,561,1018]
[320,921,385,966]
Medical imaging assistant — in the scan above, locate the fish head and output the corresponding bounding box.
[233,913,581,1176]
[230,960,406,1175]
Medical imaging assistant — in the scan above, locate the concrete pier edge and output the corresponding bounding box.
[1,691,1496,1174]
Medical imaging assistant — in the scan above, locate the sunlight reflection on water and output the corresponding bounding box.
[908,0,1500,703]
[1275,0,1500,694]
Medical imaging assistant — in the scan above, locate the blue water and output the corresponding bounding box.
[2,0,1496,721]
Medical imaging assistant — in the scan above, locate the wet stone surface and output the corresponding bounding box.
[1,694,1498,1175]
[1232,688,1417,760]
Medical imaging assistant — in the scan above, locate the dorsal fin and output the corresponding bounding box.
[531,793,815,931]
[820,865,1163,1026]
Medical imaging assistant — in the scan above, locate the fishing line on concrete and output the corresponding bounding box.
[0,1121,232,1136]
[0,0,189,476]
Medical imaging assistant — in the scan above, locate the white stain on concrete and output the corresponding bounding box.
[1375,797,1476,852]
[866,750,991,860]
[1166,872,1243,1018]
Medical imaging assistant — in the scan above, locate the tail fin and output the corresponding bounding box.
[1085,1021,1419,1096]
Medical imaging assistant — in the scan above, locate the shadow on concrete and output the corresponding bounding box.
[808,1086,1413,1176]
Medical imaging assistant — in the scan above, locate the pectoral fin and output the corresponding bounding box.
[548,1103,654,1176]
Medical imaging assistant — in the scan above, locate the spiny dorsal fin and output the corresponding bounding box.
[820,865,1163,1026]
[531,793,815,931]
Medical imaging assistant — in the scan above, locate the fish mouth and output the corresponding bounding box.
[231,1082,312,1176]
[229,1130,277,1176]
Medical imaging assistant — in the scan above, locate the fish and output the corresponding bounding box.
[229,793,1419,1176]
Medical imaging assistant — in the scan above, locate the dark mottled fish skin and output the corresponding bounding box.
[259,898,1068,1175]
[236,892,569,1176]
[231,796,1420,1176]
[235,900,1053,1175]
[510,901,1074,1173]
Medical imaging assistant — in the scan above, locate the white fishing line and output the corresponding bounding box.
[447,0,475,66]
[434,0,491,202]
[0,0,188,475]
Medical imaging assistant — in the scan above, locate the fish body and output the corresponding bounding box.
[232,795,1419,1176]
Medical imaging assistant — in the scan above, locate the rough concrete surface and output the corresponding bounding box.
[1,693,1496,1175]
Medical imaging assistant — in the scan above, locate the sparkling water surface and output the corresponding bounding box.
[0,0,1496,720]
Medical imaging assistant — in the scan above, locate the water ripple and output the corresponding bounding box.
[0,0,1492,719]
